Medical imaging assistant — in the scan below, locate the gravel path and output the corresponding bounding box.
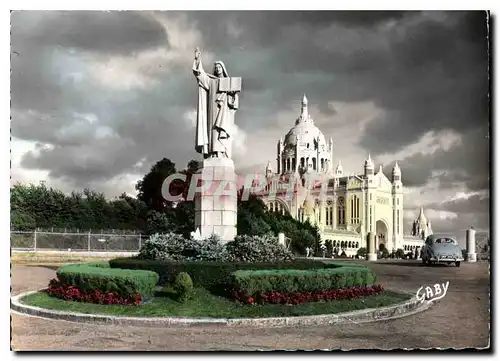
[11,261,490,351]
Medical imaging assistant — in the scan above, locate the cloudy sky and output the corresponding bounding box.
[10,11,490,243]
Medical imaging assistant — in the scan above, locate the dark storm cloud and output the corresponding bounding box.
[11,11,167,55]
[359,11,489,154]
[395,127,489,191]
[426,193,489,215]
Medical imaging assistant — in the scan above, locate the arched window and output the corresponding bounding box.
[337,197,346,225]
[286,158,291,172]
[312,157,317,170]
[300,157,305,168]
[321,158,324,171]
[292,157,296,171]
[282,159,286,173]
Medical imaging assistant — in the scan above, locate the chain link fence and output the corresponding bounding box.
[11,231,145,252]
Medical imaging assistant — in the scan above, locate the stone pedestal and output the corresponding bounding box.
[366,232,377,261]
[278,233,285,247]
[466,228,477,262]
[194,157,237,243]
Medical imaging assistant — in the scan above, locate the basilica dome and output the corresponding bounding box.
[284,120,327,151]
[277,95,333,174]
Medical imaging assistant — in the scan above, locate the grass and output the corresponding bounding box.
[12,252,119,265]
[20,287,411,319]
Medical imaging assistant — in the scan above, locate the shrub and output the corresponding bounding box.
[173,272,194,302]
[55,262,159,300]
[183,234,229,262]
[138,233,294,264]
[395,248,405,259]
[230,267,377,296]
[47,280,141,305]
[109,257,336,290]
[356,247,367,258]
[138,232,187,261]
[232,285,385,305]
[225,234,294,263]
[381,249,390,259]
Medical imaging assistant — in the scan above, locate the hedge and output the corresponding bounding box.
[230,267,377,295]
[324,262,367,269]
[109,257,338,290]
[56,262,159,299]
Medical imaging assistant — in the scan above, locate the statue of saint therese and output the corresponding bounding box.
[192,47,241,159]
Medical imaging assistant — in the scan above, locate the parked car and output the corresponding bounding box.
[421,234,464,267]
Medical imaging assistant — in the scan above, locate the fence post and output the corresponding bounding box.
[34,230,37,251]
[88,231,91,252]
[138,234,142,251]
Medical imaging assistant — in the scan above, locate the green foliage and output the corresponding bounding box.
[136,158,177,211]
[56,262,159,299]
[172,201,195,239]
[138,233,292,263]
[138,233,228,262]
[10,209,36,231]
[145,211,173,235]
[225,234,294,263]
[138,232,187,261]
[187,234,228,262]
[381,249,390,259]
[231,267,377,295]
[109,257,336,289]
[325,239,333,257]
[356,247,367,258]
[173,272,194,302]
[10,182,147,231]
[395,248,405,259]
[236,193,321,256]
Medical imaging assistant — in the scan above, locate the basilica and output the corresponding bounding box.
[253,95,427,256]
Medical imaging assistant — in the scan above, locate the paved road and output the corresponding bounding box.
[11,260,490,351]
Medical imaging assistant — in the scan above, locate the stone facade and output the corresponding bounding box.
[254,95,425,256]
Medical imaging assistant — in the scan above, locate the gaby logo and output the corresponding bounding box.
[416,281,450,304]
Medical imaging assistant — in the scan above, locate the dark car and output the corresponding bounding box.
[421,234,464,267]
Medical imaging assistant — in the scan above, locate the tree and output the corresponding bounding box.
[10,209,36,231]
[136,158,177,211]
[173,201,195,238]
[356,247,367,258]
[145,210,172,235]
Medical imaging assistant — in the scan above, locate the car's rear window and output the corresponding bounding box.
[435,238,456,244]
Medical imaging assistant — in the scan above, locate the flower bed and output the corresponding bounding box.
[47,278,142,305]
[45,261,159,305]
[56,262,159,299]
[232,285,385,305]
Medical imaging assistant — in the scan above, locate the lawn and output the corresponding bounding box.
[21,287,411,319]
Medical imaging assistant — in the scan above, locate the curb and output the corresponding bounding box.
[11,290,432,328]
